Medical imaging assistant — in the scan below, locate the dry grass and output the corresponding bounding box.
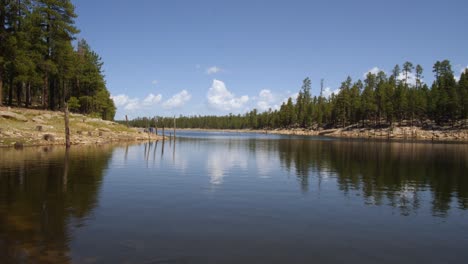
[0,106,163,147]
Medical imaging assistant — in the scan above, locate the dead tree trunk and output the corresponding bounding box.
[64,104,70,148]
[173,116,176,138]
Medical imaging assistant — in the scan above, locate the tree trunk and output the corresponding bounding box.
[0,75,3,106]
[173,116,176,138]
[50,78,55,110]
[64,80,68,106]
[16,82,22,107]
[0,0,5,106]
[43,75,48,109]
[8,78,13,105]
[25,82,30,108]
[58,80,62,109]
[64,104,70,148]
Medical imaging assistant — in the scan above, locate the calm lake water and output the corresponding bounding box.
[1,131,467,263]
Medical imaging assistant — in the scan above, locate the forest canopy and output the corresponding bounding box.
[127,60,468,130]
[0,0,116,120]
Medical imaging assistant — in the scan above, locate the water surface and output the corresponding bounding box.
[1,131,467,263]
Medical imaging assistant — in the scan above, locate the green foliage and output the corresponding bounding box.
[126,60,467,130]
[67,96,80,111]
[0,0,115,120]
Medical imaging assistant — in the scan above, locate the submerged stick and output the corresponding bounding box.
[64,104,70,148]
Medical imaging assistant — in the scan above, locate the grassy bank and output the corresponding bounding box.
[0,107,163,148]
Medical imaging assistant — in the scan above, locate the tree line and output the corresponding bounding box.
[0,0,116,120]
[127,60,467,130]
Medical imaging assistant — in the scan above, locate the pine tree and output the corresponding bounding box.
[0,0,115,119]
[392,64,401,84]
[432,60,458,123]
[0,0,6,105]
[415,64,423,89]
[334,76,352,127]
[375,71,387,124]
[458,69,468,119]
[413,65,427,122]
[296,77,312,127]
[349,80,361,124]
[362,72,377,125]
[286,97,296,127]
[402,61,414,88]
[34,0,79,109]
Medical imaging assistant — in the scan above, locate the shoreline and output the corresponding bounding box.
[2,107,467,147]
[0,107,165,148]
[176,127,468,143]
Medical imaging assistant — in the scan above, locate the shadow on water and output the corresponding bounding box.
[0,145,115,263]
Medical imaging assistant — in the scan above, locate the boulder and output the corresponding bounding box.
[32,117,45,123]
[43,134,55,141]
[40,114,52,119]
[14,142,24,149]
[0,111,28,122]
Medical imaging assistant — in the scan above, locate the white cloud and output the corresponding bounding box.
[206,142,248,185]
[257,101,269,111]
[456,66,468,81]
[124,99,140,111]
[111,94,130,107]
[259,89,274,102]
[322,87,340,98]
[206,66,222,75]
[143,93,162,106]
[364,66,424,86]
[151,80,158,85]
[256,150,275,177]
[111,94,141,111]
[112,92,163,113]
[460,65,468,77]
[278,92,299,107]
[290,92,299,102]
[363,67,383,78]
[207,79,249,111]
[257,89,277,111]
[397,72,418,86]
[163,90,191,109]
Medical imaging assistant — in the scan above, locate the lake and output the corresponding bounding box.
[1,131,467,263]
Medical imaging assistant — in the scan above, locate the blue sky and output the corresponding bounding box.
[74,0,468,119]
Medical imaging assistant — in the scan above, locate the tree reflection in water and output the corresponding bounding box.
[0,136,466,263]
[174,135,467,217]
[0,146,114,263]
[276,139,468,217]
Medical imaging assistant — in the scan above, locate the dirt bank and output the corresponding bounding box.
[0,107,164,148]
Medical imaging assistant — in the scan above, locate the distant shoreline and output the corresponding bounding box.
[3,105,465,148]
[175,127,468,143]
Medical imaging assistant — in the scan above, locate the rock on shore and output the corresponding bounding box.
[0,107,163,147]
